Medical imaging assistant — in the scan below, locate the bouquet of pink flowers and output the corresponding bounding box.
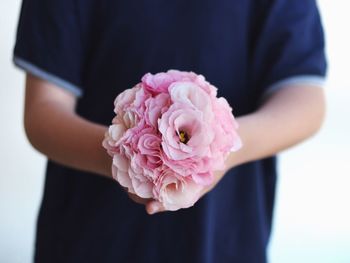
[103,70,242,210]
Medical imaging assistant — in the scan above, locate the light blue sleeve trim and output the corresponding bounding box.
[13,56,83,97]
[263,75,326,99]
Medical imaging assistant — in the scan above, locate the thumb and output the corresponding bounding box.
[146,200,165,215]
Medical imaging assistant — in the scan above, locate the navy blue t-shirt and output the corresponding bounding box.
[14,0,327,262]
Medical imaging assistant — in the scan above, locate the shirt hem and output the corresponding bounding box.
[262,75,326,100]
[13,56,83,97]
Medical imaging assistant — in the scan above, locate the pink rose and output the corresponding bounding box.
[111,149,154,198]
[161,155,214,185]
[141,69,217,97]
[141,72,175,95]
[103,70,242,211]
[111,131,157,198]
[153,167,203,211]
[133,87,152,115]
[144,93,170,128]
[114,86,139,114]
[102,117,127,156]
[167,70,218,97]
[169,81,214,120]
[132,127,163,179]
[111,153,135,193]
[158,102,214,161]
[129,157,154,198]
[212,97,242,153]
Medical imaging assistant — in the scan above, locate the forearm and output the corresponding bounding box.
[226,85,326,169]
[151,85,326,213]
[25,73,325,180]
[25,103,111,177]
[24,74,112,178]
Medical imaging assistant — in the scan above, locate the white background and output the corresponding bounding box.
[0,1,349,262]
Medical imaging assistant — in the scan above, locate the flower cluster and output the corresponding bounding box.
[103,70,242,210]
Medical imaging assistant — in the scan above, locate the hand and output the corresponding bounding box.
[144,169,227,215]
[118,185,151,205]
[122,150,237,213]
[128,192,152,205]
[123,149,238,213]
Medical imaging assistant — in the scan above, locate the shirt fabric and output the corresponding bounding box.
[14,0,327,262]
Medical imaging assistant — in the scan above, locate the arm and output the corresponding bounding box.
[24,73,325,212]
[228,84,326,168]
[24,74,112,178]
[147,84,326,214]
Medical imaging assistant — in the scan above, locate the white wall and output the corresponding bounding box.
[268,2,350,262]
[0,1,46,262]
[0,1,349,262]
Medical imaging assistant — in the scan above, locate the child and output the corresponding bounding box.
[14,0,327,262]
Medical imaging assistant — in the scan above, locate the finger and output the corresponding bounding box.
[128,193,150,205]
[146,201,165,215]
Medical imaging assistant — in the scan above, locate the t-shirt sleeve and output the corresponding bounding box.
[13,0,85,97]
[251,0,327,99]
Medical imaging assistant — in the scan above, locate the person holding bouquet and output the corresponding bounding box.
[13,0,327,262]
